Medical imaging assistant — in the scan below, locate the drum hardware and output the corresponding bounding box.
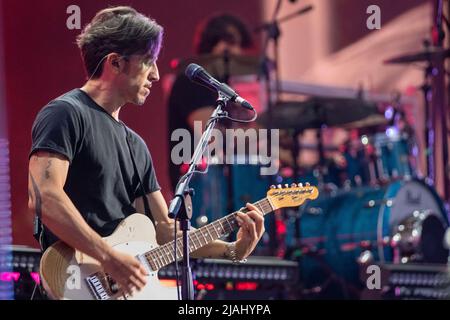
[357,250,374,265]
[391,209,449,264]
[385,38,450,200]
[363,198,393,208]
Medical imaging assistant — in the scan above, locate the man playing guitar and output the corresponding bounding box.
[28,6,264,299]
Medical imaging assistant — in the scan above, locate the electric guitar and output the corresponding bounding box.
[39,183,319,300]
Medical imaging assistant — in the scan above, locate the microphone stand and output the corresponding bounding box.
[168,93,229,300]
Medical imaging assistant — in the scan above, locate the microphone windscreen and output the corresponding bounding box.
[185,63,203,80]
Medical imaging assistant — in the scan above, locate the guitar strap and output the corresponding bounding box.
[123,124,155,225]
[32,209,46,251]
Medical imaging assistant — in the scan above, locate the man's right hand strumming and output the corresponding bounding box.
[101,249,148,297]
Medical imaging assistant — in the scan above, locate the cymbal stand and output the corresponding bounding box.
[432,0,450,202]
[421,41,436,185]
[390,92,419,178]
[314,126,326,190]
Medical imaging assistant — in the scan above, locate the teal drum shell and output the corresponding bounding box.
[373,132,414,179]
[288,179,448,298]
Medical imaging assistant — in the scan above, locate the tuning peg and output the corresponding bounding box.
[290,183,297,187]
[305,182,310,187]
[277,184,282,189]
[270,185,276,189]
[284,184,289,188]
[298,182,303,187]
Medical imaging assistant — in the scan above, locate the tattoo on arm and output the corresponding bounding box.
[29,174,43,219]
[44,160,52,179]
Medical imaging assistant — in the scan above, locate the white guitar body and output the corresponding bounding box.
[40,214,178,300]
[39,185,319,300]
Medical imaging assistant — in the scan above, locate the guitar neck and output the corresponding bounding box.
[141,197,274,271]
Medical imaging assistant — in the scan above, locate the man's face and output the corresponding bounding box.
[117,53,160,106]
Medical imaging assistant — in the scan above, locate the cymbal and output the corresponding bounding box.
[342,114,387,129]
[384,47,450,64]
[258,97,378,130]
[177,53,260,78]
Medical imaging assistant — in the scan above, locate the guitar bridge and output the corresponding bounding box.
[86,273,114,300]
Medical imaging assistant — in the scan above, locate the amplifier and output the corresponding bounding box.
[159,256,299,300]
[1,246,299,300]
[360,263,450,300]
[0,245,43,300]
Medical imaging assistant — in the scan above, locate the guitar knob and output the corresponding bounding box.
[305,182,310,187]
[290,183,297,187]
[298,183,303,187]
[284,184,289,188]
[277,184,282,189]
[270,185,276,189]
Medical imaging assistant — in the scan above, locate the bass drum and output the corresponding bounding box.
[287,179,448,298]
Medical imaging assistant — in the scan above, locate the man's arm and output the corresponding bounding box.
[135,190,265,260]
[28,151,147,295]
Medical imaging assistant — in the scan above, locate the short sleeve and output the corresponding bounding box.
[30,101,83,162]
[143,149,161,194]
[128,131,161,195]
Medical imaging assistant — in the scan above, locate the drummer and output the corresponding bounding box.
[166,13,256,190]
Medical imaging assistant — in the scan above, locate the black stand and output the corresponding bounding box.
[178,190,194,301]
[168,95,229,300]
[432,0,450,202]
[255,4,313,105]
[421,48,435,184]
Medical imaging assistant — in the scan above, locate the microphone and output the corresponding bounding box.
[185,63,254,110]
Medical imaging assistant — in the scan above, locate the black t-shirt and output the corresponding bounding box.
[30,88,160,248]
[167,73,216,189]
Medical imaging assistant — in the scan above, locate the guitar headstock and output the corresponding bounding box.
[267,183,319,210]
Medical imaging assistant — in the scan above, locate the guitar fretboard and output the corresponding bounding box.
[142,198,273,271]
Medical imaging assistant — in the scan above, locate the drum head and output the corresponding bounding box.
[387,179,447,231]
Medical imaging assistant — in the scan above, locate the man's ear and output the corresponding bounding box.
[106,53,122,73]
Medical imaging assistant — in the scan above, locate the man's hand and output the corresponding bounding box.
[101,250,148,297]
[234,203,265,260]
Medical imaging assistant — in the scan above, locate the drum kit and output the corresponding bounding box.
[179,42,450,299]
[276,47,450,299]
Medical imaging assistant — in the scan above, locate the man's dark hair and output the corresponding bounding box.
[195,13,253,55]
[77,6,163,78]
